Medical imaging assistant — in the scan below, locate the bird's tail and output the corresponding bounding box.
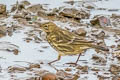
[91,45,109,51]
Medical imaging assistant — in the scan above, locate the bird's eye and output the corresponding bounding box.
[44,25,48,30]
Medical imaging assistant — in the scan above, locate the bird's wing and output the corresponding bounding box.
[69,37,93,45]
[57,29,75,41]
[52,29,93,46]
[56,44,75,52]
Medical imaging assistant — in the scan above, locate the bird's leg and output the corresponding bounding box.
[66,54,81,65]
[75,54,81,64]
[48,54,61,65]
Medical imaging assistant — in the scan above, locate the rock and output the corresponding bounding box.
[7,27,13,36]
[18,4,25,11]
[92,30,105,40]
[110,64,120,75]
[73,28,86,36]
[96,31,105,39]
[29,63,40,69]
[76,65,88,72]
[92,54,106,63]
[33,70,49,76]
[46,9,58,16]
[117,56,120,60]
[41,46,49,49]
[7,25,23,36]
[47,12,57,18]
[0,26,7,37]
[11,5,17,12]
[11,1,25,12]
[97,8,106,10]
[64,1,74,5]
[112,76,120,80]
[25,15,32,21]
[37,10,46,17]
[65,68,72,72]
[27,4,44,13]
[0,42,19,55]
[111,14,120,27]
[108,9,119,12]
[91,67,100,71]
[0,4,6,14]
[111,14,120,18]
[24,37,33,43]
[13,13,24,18]
[112,50,120,59]
[98,75,109,80]
[42,73,58,80]
[13,49,19,55]
[20,0,31,6]
[8,66,26,73]
[90,15,111,27]
[98,76,105,80]
[59,8,90,21]
[83,3,96,9]
[56,70,73,79]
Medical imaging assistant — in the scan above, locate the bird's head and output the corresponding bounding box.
[40,22,57,33]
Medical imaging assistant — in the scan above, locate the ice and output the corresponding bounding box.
[0,0,119,80]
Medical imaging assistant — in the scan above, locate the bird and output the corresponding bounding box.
[39,22,109,65]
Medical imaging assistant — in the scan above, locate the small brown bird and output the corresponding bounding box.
[40,22,109,64]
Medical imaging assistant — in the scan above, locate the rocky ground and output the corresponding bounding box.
[0,0,120,80]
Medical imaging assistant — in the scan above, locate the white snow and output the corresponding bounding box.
[0,0,119,80]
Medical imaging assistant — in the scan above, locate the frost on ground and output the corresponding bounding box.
[0,0,120,80]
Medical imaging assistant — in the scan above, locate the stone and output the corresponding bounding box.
[59,8,90,20]
[13,14,24,18]
[11,2,25,12]
[8,66,26,73]
[0,4,6,14]
[0,26,7,37]
[24,37,33,43]
[65,68,72,72]
[7,27,13,36]
[42,73,58,80]
[112,76,120,80]
[110,64,120,75]
[13,49,19,55]
[18,4,25,11]
[56,70,73,79]
[37,10,46,17]
[27,4,44,13]
[108,9,119,12]
[29,63,40,69]
[20,0,31,6]
[11,5,17,12]
[90,16,111,27]
[92,54,106,63]
[73,28,86,36]
[111,14,120,18]
[64,0,75,5]
[83,3,95,9]
[76,65,88,72]
[96,31,105,39]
